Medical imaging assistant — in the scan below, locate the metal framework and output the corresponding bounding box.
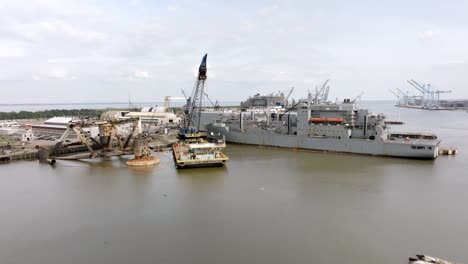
[185,54,208,131]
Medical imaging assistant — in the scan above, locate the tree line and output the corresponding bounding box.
[0,109,107,120]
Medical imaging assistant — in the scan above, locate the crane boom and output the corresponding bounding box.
[285,87,294,104]
[388,89,400,98]
[407,80,426,93]
[410,79,429,92]
[185,54,208,131]
[204,91,219,107]
[181,89,188,99]
[324,85,330,101]
[351,91,364,103]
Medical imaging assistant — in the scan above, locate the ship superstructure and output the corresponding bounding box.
[206,93,441,159]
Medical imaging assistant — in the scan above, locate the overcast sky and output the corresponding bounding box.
[1,0,467,104]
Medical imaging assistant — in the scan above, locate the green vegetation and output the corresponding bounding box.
[0,105,239,121]
[0,109,106,120]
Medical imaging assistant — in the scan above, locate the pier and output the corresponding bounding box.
[439,146,458,155]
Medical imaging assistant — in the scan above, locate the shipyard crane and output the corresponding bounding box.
[181,89,188,100]
[184,54,208,132]
[203,91,220,110]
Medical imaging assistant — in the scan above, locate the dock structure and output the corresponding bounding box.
[438,146,458,155]
[409,254,457,264]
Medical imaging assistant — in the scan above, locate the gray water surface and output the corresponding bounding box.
[1,102,467,264]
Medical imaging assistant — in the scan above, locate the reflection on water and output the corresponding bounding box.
[1,101,467,264]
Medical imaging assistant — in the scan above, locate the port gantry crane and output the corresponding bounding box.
[407,79,451,107]
[181,54,208,137]
[309,79,330,104]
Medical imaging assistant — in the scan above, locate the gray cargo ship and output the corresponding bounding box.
[205,95,441,159]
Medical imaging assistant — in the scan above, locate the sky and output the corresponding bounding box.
[1,0,468,104]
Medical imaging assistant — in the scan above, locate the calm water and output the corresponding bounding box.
[1,101,467,264]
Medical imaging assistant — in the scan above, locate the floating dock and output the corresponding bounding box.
[438,146,458,155]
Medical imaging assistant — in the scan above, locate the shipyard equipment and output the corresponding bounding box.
[311,79,330,103]
[172,54,228,168]
[40,116,159,166]
[204,91,220,111]
[184,54,208,132]
[403,79,452,109]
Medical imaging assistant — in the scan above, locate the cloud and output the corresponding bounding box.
[0,41,26,58]
[417,29,440,40]
[32,75,41,81]
[134,70,149,79]
[12,20,106,43]
[1,1,468,103]
[167,5,178,12]
[256,5,278,16]
[49,68,69,79]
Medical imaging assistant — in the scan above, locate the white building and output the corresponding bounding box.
[0,121,22,135]
[31,116,98,139]
[103,108,181,126]
[11,129,35,142]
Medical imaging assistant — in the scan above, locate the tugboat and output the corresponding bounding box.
[172,54,228,169]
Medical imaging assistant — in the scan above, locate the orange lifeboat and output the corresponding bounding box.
[327,118,343,123]
[310,117,325,123]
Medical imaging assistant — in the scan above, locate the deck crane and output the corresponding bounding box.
[182,53,208,134]
[323,84,330,101]
[351,91,365,103]
[284,87,294,105]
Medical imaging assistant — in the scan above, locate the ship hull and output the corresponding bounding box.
[206,124,439,159]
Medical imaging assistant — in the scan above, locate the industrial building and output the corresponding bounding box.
[31,117,99,139]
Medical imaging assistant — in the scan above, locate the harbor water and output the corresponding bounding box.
[1,101,467,264]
